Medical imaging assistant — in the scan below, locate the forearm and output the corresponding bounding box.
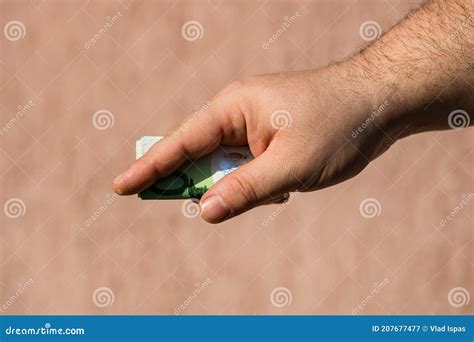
[352,0,473,135]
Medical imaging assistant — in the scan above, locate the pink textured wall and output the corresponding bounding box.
[1,0,472,315]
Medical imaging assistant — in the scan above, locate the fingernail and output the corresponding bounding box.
[201,195,231,222]
[113,172,124,184]
[113,173,125,194]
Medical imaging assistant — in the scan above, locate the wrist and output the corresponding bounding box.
[347,0,473,135]
[332,57,412,143]
[349,54,415,138]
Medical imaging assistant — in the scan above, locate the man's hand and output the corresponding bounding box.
[113,0,473,223]
[113,65,397,223]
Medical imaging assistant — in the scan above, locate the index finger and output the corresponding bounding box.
[112,102,223,195]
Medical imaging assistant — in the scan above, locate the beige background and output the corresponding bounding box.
[0,0,472,315]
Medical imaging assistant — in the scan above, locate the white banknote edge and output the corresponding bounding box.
[136,136,163,159]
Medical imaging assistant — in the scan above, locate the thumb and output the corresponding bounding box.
[200,149,290,223]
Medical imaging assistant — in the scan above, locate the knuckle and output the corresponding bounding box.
[226,172,258,205]
[138,154,162,178]
[218,79,249,96]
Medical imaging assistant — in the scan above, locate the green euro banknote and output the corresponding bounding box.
[136,136,253,199]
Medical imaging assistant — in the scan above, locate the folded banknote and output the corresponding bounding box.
[136,136,253,199]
